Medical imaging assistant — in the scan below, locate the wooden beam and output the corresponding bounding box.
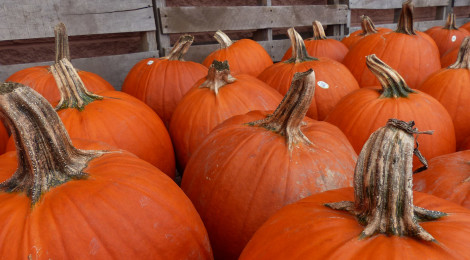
[159,5,348,34]
[349,0,449,9]
[454,0,470,6]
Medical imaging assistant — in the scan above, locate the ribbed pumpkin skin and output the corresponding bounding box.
[461,22,470,34]
[202,39,272,77]
[6,66,114,104]
[342,32,441,88]
[258,57,359,120]
[0,141,212,259]
[122,58,208,126]
[414,150,470,209]
[182,111,357,260]
[325,88,456,168]
[240,188,470,260]
[441,46,459,68]
[416,68,470,147]
[425,27,470,57]
[341,28,392,49]
[169,75,282,170]
[281,39,348,62]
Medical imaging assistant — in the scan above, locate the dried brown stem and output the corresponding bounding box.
[285,28,318,63]
[164,34,194,61]
[214,30,233,49]
[0,82,103,204]
[54,22,71,64]
[443,13,458,30]
[359,15,378,36]
[395,1,416,35]
[312,21,327,40]
[199,60,236,95]
[449,37,470,69]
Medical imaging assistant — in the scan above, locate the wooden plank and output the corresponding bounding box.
[159,5,348,34]
[349,20,453,33]
[0,0,155,41]
[454,0,470,6]
[0,52,157,90]
[349,0,449,9]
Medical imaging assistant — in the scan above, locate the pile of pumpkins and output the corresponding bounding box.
[2,1,470,259]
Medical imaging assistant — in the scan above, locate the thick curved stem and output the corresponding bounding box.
[312,21,327,40]
[54,22,71,64]
[443,13,458,30]
[325,119,445,242]
[214,30,233,49]
[0,83,103,204]
[247,69,315,151]
[164,34,194,61]
[199,60,236,95]
[285,28,318,63]
[359,15,378,36]
[395,1,416,35]
[449,37,470,69]
[366,54,415,98]
[52,58,103,111]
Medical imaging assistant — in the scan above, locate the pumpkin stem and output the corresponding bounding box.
[164,34,194,61]
[443,13,458,30]
[312,21,327,40]
[325,119,445,242]
[285,28,318,63]
[0,82,103,205]
[199,60,236,95]
[449,37,470,69]
[395,1,416,35]
[214,30,233,49]
[366,54,415,98]
[52,58,103,111]
[54,22,71,64]
[247,69,315,151]
[359,15,378,36]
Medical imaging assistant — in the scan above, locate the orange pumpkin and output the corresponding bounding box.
[325,54,456,169]
[0,124,7,154]
[341,15,392,49]
[169,60,282,171]
[240,119,470,260]
[182,70,357,260]
[441,44,460,68]
[258,28,359,120]
[0,82,212,259]
[6,23,114,104]
[281,21,348,62]
[425,13,470,57]
[342,2,441,88]
[122,35,208,127]
[202,31,272,77]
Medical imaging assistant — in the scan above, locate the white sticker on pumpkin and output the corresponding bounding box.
[452,35,457,42]
[317,81,329,89]
[147,60,154,65]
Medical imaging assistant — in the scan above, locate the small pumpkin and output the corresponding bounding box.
[202,31,273,77]
[6,23,114,104]
[425,13,470,57]
[122,35,208,127]
[281,21,348,62]
[240,119,470,260]
[341,15,392,49]
[0,82,213,259]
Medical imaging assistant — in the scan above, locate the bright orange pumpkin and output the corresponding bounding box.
[341,15,392,49]
[0,82,212,259]
[425,13,470,57]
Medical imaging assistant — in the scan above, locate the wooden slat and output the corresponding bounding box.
[454,0,470,6]
[349,19,457,34]
[0,52,156,90]
[159,5,348,34]
[0,0,155,41]
[349,0,449,9]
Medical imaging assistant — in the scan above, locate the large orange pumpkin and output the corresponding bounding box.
[441,45,460,67]
[122,35,208,127]
[0,82,212,259]
[281,21,348,62]
[6,23,114,104]
[341,15,392,49]
[240,119,470,260]
[425,13,470,57]
[0,124,7,154]
[325,54,456,169]
[202,31,272,77]
[416,37,470,148]
[182,70,357,260]
[258,28,359,120]
[169,60,282,171]
[342,1,441,88]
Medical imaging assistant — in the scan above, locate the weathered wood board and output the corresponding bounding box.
[349,0,449,9]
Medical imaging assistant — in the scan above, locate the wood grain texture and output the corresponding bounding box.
[349,18,470,33]
[349,0,449,9]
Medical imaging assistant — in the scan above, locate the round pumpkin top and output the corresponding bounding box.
[425,13,470,57]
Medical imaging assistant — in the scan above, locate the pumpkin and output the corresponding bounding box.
[441,44,460,68]
[460,20,470,33]
[416,37,470,148]
[240,119,470,260]
[342,1,441,88]
[325,54,456,169]
[202,30,272,77]
[6,23,114,104]
[122,35,208,127]
[341,15,392,49]
[0,123,7,154]
[425,13,470,57]
[0,82,213,259]
[414,150,470,209]
[169,60,282,171]
[258,28,359,120]
[182,70,357,260]
[281,21,348,62]
[6,59,176,179]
